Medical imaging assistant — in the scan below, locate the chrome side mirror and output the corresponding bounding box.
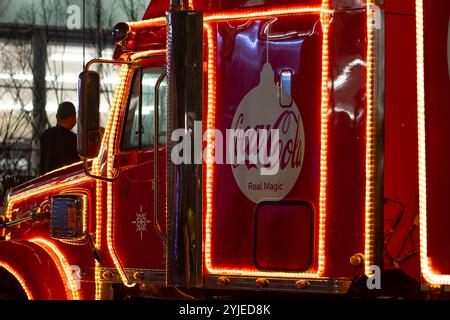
[77,71,101,159]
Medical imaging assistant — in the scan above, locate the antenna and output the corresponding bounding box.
[266,23,269,63]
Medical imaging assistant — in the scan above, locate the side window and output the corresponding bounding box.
[121,71,140,150]
[120,67,166,151]
[141,67,166,147]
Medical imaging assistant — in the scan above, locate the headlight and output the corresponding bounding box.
[51,194,87,239]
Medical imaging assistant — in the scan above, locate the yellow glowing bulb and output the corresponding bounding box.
[415,0,450,286]
[29,238,80,300]
[204,6,331,22]
[364,0,377,277]
[127,17,167,29]
[6,176,90,220]
[124,6,333,31]
[203,2,330,279]
[104,65,136,288]
[0,261,34,299]
[130,49,167,61]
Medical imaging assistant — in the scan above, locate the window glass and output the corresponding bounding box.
[120,67,166,151]
[141,67,166,147]
[120,72,140,150]
[158,79,167,144]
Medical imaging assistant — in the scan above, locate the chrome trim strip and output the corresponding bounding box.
[204,276,352,294]
[99,268,166,285]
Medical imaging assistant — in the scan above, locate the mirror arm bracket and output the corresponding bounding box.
[84,59,137,72]
[83,159,120,183]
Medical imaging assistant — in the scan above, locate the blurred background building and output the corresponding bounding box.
[0,0,150,199]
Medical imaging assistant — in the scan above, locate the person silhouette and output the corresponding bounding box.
[39,101,80,175]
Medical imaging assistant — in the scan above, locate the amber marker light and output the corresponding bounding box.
[0,261,34,299]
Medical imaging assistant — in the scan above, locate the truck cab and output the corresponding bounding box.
[0,0,449,300]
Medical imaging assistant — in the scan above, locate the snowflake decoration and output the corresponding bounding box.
[131,204,151,240]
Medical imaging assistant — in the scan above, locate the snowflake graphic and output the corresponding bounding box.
[131,204,151,240]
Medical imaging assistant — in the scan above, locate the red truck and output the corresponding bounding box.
[0,0,449,300]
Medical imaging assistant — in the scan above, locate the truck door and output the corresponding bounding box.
[112,65,167,271]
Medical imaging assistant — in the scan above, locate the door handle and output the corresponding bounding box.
[153,70,167,243]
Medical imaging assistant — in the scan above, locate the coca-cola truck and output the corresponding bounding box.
[0,0,449,300]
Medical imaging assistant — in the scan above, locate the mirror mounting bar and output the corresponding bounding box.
[80,59,136,182]
[83,159,120,183]
[84,59,137,72]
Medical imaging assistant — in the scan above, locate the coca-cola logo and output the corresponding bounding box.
[230,63,305,203]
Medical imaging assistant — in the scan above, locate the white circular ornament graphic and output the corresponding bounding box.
[230,63,305,203]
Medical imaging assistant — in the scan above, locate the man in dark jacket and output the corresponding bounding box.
[40,101,80,175]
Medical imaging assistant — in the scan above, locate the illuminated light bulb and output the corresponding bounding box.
[316,5,331,277]
[29,238,80,300]
[364,0,377,277]
[204,6,331,22]
[56,239,87,246]
[203,1,330,279]
[92,106,110,299]
[104,65,136,288]
[0,261,34,299]
[130,49,167,61]
[5,176,90,220]
[125,6,332,31]
[3,3,337,297]
[41,161,83,176]
[204,24,216,273]
[3,37,166,300]
[127,17,167,30]
[94,163,103,299]
[414,0,450,286]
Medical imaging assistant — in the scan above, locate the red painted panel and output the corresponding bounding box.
[255,202,312,271]
[383,0,415,15]
[112,147,167,269]
[142,0,323,19]
[112,58,167,270]
[205,8,369,279]
[2,170,98,299]
[0,241,68,299]
[324,9,367,277]
[424,0,450,275]
[384,12,420,279]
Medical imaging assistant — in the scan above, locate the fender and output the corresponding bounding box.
[0,240,68,300]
